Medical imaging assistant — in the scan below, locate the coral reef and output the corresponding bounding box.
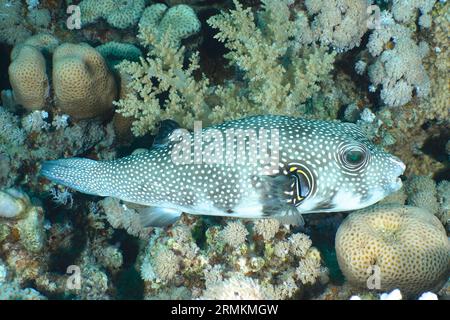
[335,204,450,296]
[8,34,118,120]
[0,101,116,189]
[391,0,435,27]
[8,44,49,111]
[53,43,117,119]
[98,197,152,240]
[138,216,327,300]
[79,0,147,29]
[139,3,201,48]
[0,0,52,46]
[0,0,448,301]
[366,12,430,107]
[301,0,371,52]
[0,188,47,289]
[115,0,337,136]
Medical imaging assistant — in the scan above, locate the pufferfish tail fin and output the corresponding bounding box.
[40,158,109,197]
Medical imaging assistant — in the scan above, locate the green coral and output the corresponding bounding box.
[115,0,336,136]
[0,224,10,243]
[96,42,142,69]
[139,4,201,48]
[79,0,147,29]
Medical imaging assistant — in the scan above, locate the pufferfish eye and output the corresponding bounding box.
[339,144,370,171]
[345,149,365,165]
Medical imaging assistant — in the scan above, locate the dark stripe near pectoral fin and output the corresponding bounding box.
[153,119,181,147]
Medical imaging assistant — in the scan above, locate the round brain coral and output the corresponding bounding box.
[335,204,450,296]
[8,45,49,111]
[52,43,117,119]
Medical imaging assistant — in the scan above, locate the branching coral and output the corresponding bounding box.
[115,0,336,136]
[139,217,324,300]
[367,12,431,107]
[114,32,209,136]
[208,0,336,122]
[302,0,372,52]
[98,197,152,240]
[391,0,436,27]
[0,0,51,45]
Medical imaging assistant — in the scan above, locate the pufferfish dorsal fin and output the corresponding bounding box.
[138,206,182,228]
[152,119,181,147]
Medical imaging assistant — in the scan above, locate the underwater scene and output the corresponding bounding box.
[0,0,448,301]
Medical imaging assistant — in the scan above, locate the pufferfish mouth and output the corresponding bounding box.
[388,156,406,192]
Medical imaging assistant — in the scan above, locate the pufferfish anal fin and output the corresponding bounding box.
[138,206,182,227]
[274,208,305,227]
[152,119,181,147]
[254,173,305,226]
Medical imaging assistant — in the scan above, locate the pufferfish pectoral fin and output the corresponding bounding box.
[255,174,305,227]
[138,206,182,228]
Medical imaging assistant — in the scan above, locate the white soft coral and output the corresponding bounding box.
[303,0,372,52]
[367,12,431,107]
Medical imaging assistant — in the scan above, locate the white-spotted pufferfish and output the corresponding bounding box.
[40,115,406,227]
